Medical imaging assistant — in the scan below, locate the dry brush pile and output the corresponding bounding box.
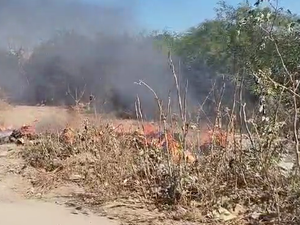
[19,111,300,225]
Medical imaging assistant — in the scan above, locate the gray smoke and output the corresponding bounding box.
[0,0,135,48]
[0,0,184,119]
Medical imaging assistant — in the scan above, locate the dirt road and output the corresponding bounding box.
[0,200,119,225]
[0,143,119,225]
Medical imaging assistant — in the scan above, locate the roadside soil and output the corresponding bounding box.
[0,143,120,225]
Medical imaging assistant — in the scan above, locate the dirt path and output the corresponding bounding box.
[0,201,119,225]
[0,144,119,225]
[0,105,71,131]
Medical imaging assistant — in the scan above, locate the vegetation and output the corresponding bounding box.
[4,0,300,224]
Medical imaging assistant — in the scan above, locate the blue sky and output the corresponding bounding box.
[88,0,300,32]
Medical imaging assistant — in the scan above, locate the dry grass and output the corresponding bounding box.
[20,112,300,224]
[0,90,297,224]
[23,120,136,199]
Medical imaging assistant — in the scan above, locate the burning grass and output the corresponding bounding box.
[20,117,300,224]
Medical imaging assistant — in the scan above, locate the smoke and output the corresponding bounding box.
[0,0,135,48]
[0,0,185,119]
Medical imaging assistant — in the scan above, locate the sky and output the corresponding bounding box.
[87,0,300,33]
[137,0,300,32]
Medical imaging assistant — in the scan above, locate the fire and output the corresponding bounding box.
[140,123,196,164]
[19,125,36,138]
[201,127,228,149]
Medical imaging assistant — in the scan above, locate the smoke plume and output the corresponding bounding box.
[0,0,185,119]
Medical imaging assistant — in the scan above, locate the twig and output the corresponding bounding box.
[168,51,185,126]
[134,80,173,176]
[242,103,255,148]
[67,84,87,107]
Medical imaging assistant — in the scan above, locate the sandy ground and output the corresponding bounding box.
[0,143,119,225]
[0,201,119,225]
[0,105,72,130]
[0,105,141,133]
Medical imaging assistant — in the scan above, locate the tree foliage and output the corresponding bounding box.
[155,1,300,100]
